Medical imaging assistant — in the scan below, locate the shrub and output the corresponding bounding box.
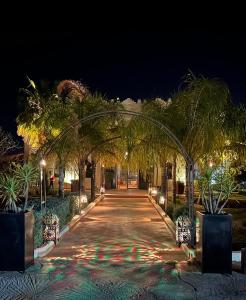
[165,202,174,219]
[173,205,189,221]
[33,193,91,248]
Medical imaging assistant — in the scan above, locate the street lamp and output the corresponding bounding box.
[40,159,47,215]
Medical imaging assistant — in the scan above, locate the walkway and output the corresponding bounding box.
[34,190,191,298]
[45,190,187,262]
[2,190,246,299]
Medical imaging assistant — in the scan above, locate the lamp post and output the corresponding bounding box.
[40,159,47,215]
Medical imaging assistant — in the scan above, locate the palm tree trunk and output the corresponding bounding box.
[24,141,30,163]
[161,162,168,209]
[79,159,86,193]
[58,163,65,198]
[172,154,177,204]
[91,161,96,201]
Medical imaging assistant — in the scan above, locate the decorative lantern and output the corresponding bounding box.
[80,194,88,203]
[100,186,105,194]
[42,213,59,245]
[159,195,165,205]
[151,187,158,196]
[176,215,191,247]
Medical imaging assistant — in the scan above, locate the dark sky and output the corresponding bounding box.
[1,31,246,136]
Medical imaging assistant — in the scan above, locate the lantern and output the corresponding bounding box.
[176,215,191,247]
[159,195,165,205]
[80,194,88,203]
[100,186,105,194]
[151,187,158,196]
[42,213,59,245]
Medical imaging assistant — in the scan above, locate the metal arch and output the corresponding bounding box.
[39,109,195,246]
[41,110,193,165]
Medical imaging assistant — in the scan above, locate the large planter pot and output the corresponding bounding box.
[196,211,232,274]
[0,210,34,271]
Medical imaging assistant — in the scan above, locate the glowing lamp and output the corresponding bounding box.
[80,194,88,203]
[40,159,46,166]
[100,186,105,194]
[159,195,165,205]
[176,215,191,247]
[151,187,158,196]
[42,213,59,245]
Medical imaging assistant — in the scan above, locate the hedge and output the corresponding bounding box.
[33,193,91,248]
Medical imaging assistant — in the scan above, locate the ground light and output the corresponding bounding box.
[151,187,158,196]
[159,195,165,205]
[80,194,88,203]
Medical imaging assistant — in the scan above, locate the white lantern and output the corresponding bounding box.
[42,213,59,244]
[100,186,105,194]
[159,195,165,205]
[80,194,88,203]
[176,215,191,246]
[151,187,158,196]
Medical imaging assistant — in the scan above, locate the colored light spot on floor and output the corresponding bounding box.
[55,273,65,281]
[47,266,56,272]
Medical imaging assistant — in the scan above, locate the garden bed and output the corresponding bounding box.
[165,196,246,251]
[32,192,91,248]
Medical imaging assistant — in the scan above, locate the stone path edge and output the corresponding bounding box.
[148,195,241,263]
[148,195,192,259]
[34,194,105,258]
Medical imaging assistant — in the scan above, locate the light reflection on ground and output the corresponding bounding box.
[0,193,198,299]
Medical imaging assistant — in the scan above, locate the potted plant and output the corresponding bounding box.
[196,166,237,273]
[0,163,38,271]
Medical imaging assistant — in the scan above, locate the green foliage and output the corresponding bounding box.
[33,194,88,248]
[13,163,38,210]
[173,205,189,221]
[165,202,174,219]
[0,163,38,212]
[198,166,238,214]
[0,175,20,212]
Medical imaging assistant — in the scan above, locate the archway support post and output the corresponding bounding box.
[188,163,195,247]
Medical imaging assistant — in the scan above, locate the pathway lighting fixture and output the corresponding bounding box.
[80,194,88,203]
[151,187,158,196]
[42,213,59,245]
[100,186,105,194]
[159,195,165,205]
[176,215,191,247]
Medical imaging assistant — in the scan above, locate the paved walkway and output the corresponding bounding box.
[1,190,246,299]
[44,190,186,263]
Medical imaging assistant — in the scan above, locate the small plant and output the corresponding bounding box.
[198,166,238,214]
[0,175,20,212]
[14,163,38,211]
[0,163,38,212]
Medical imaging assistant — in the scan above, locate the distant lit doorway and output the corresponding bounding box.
[118,169,138,189]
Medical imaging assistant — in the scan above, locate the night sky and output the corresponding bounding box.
[1,31,246,137]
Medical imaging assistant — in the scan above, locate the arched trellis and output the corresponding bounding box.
[39,109,195,246]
